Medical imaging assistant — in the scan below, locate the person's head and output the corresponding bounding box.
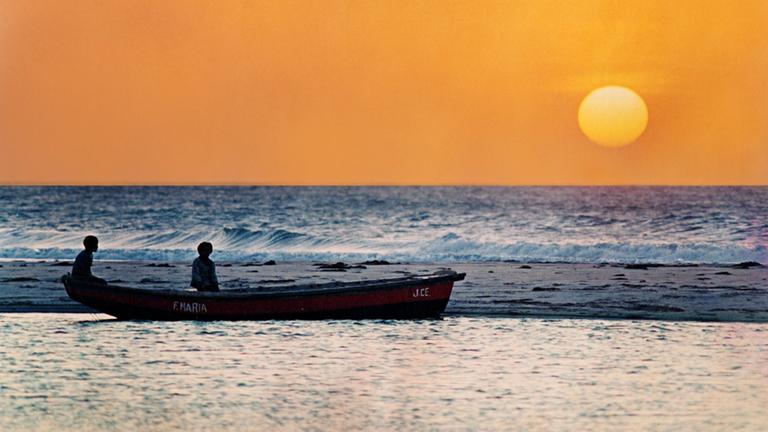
[197,242,213,258]
[83,235,99,252]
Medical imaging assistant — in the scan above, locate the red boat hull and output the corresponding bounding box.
[63,272,464,320]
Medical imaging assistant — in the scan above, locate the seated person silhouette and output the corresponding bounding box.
[72,235,107,284]
[191,242,219,292]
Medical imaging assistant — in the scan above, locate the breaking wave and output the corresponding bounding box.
[0,227,764,265]
[1,186,765,264]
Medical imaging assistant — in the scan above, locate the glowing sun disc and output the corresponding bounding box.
[578,86,648,147]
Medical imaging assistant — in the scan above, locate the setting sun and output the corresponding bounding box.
[578,86,649,148]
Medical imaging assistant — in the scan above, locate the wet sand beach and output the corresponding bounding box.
[2,260,766,322]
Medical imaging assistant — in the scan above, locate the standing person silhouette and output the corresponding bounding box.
[72,235,107,284]
[191,242,219,292]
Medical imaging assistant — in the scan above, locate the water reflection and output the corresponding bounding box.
[1,314,766,431]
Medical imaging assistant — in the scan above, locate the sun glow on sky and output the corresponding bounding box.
[0,0,767,185]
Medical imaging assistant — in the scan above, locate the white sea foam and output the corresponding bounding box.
[0,186,765,264]
[0,227,764,264]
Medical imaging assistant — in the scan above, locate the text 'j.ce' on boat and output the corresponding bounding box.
[62,271,466,320]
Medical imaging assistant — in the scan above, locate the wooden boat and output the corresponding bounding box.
[62,271,465,320]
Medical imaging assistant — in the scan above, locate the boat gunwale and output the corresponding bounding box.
[64,271,466,300]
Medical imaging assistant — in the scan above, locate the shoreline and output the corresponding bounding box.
[2,257,764,266]
[4,309,768,324]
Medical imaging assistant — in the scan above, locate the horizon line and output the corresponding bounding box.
[1,182,766,187]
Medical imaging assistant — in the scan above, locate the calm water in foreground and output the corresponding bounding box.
[1,314,766,431]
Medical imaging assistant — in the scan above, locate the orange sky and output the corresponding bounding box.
[1,0,766,185]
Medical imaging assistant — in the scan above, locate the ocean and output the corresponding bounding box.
[2,186,767,431]
[0,186,765,264]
